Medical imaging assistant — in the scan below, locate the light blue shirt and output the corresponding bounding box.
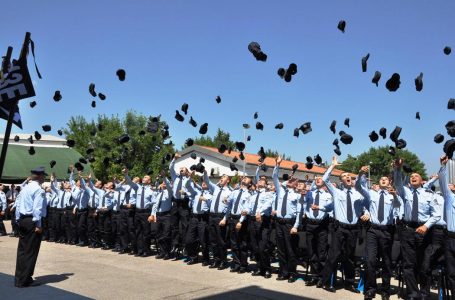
[0,191,6,212]
[204,172,233,219]
[125,175,154,209]
[85,180,99,209]
[249,189,274,217]
[439,165,455,232]
[393,169,441,228]
[50,181,74,209]
[15,180,45,227]
[88,181,117,210]
[186,181,212,215]
[226,187,251,223]
[303,189,332,220]
[169,159,190,200]
[322,165,367,225]
[151,178,174,216]
[355,174,403,226]
[272,166,302,228]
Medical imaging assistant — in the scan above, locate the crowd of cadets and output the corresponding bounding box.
[3,153,455,300]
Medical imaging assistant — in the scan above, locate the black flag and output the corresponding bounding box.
[0,101,22,129]
[0,58,35,104]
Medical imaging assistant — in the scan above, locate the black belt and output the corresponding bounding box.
[136,208,150,213]
[20,214,33,218]
[76,208,88,212]
[276,217,296,225]
[369,223,394,231]
[230,215,241,220]
[156,211,170,217]
[172,197,189,202]
[305,217,328,225]
[112,211,120,215]
[447,231,455,239]
[193,213,209,219]
[403,221,424,228]
[210,213,225,218]
[337,221,358,229]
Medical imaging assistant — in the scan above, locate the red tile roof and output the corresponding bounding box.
[198,145,357,177]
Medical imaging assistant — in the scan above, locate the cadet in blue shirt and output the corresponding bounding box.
[84,177,101,248]
[184,174,212,265]
[204,170,232,270]
[356,166,403,300]
[249,166,275,279]
[123,168,154,257]
[169,153,192,257]
[88,173,119,250]
[71,170,90,247]
[45,186,58,242]
[393,158,441,300]
[301,175,332,287]
[50,173,74,244]
[438,155,455,297]
[115,178,134,254]
[313,156,367,293]
[150,173,173,260]
[272,156,303,283]
[227,176,253,273]
[0,184,7,236]
[14,167,47,288]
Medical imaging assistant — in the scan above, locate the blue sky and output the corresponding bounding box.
[1,0,455,174]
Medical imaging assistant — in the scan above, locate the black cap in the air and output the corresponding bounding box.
[389,126,402,142]
[293,128,299,138]
[415,72,423,92]
[340,133,353,145]
[218,144,227,153]
[232,156,238,163]
[86,148,94,155]
[50,160,56,168]
[416,112,420,120]
[337,20,346,33]
[395,139,407,149]
[330,120,336,134]
[181,103,189,115]
[30,101,36,108]
[385,73,401,92]
[314,154,322,165]
[235,141,245,152]
[199,123,208,134]
[190,153,197,160]
[361,53,370,72]
[402,163,413,173]
[446,121,455,137]
[334,148,341,156]
[444,139,455,159]
[89,83,97,97]
[42,125,51,132]
[34,131,41,141]
[116,69,126,81]
[175,110,184,122]
[91,101,96,108]
[344,118,350,128]
[189,117,197,128]
[53,90,62,102]
[14,135,19,142]
[371,71,381,87]
[28,146,35,155]
[248,42,267,62]
[388,146,396,156]
[75,162,84,171]
[444,46,452,55]
[118,134,130,144]
[369,131,379,142]
[215,95,221,104]
[434,134,444,144]
[254,112,258,119]
[239,152,245,161]
[292,164,298,172]
[28,135,33,144]
[379,127,387,139]
[300,122,312,134]
[57,129,63,136]
[66,139,75,147]
[247,135,251,142]
[186,138,194,147]
[98,93,106,100]
[256,122,264,131]
[230,162,239,172]
[275,123,284,130]
[449,98,455,110]
[79,157,88,164]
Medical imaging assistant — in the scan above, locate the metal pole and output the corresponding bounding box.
[368,161,372,189]
[242,127,246,175]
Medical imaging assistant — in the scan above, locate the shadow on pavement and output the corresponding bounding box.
[195,285,319,300]
[0,272,92,300]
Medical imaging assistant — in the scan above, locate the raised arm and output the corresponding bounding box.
[203,170,217,193]
[355,167,371,206]
[69,166,76,188]
[254,165,261,184]
[272,156,283,198]
[122,169,139,191]
[169,154,180,181]
[393,160,406,200]
[438,156,454,207]
[423,174,438,190]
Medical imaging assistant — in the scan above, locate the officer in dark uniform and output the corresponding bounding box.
[14,167,47,288]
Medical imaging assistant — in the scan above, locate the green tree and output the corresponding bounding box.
[64,111,175,182]
[190,128,236,149]
[338,146,427,183]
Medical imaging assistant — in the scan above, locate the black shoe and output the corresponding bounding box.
[276,275,289,281]
[305,278,318,286]
[129,251,137,256]
[118,249,127,254]
[230,266,240,273]
[101,246,110,250]
[187,259,198,265]
[155,254,165,259]
[380,293,390,300]
[251,270,263,277]
[134,252,143,257]
[141,252,151,257]
[344,284,360,294]
[217,262,229,270]
[288,274,297,283]
[112,248,120,252]
[162,254,171,260]
[316,279,324,288]
[323,285,336,293]
[209,262,220,269]
[264,270,272,279]
[201,261,210,267]
[238,267,247,274]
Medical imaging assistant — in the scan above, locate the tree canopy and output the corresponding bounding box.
[190,128,236,149]
[338,146,427,182]
[64,111,175,182]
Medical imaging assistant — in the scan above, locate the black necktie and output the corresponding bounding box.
[252,192,260,215]
[125,190,130,205]
[140,186,145,208]
[117,192,121,210]
[412,189,419,222]
[176,176,183,199]
[157,191,164,211]
[91,192,96,208]
[346,189,353,223]
[378,191,385,223]
[233,190,243,214]
[281,189,289,217]
[213,189,222,213]
[101,193,106,207]
[61,191,66,208]
[196,193,203,213]
[313,191,320,218]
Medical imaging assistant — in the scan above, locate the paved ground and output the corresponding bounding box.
[0,222,394,300]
